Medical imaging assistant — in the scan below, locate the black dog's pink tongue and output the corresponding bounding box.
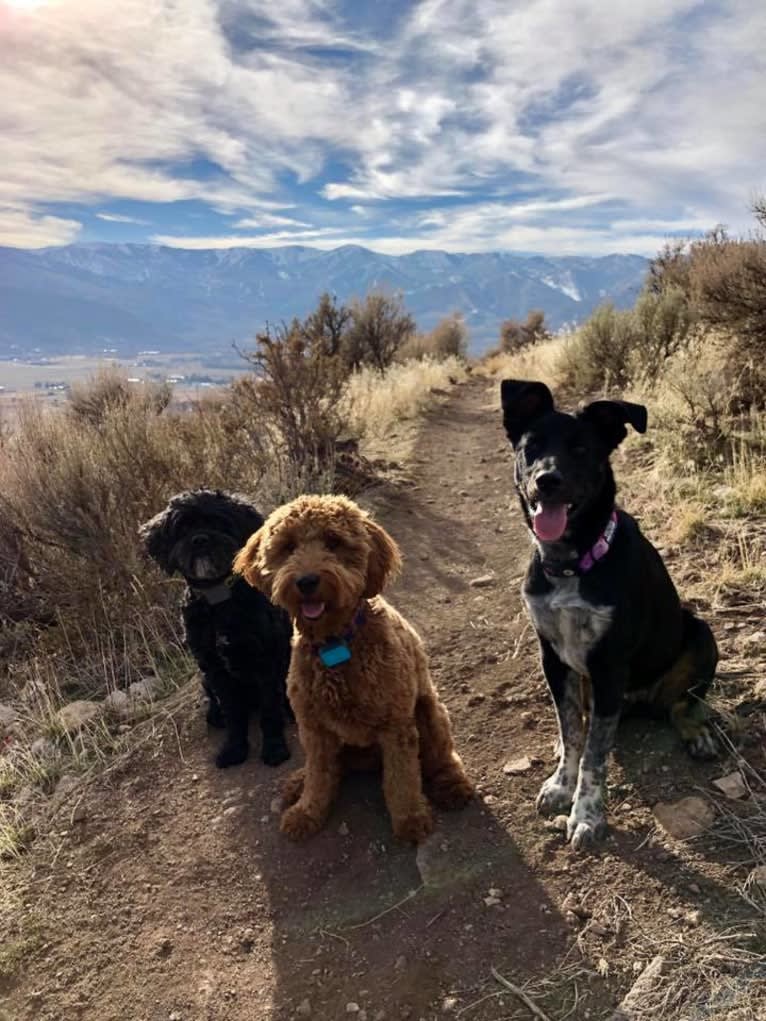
[532,503,568,542]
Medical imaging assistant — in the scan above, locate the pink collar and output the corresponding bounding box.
[541,510,619,578]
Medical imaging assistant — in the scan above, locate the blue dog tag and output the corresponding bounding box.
[318,640,352,668]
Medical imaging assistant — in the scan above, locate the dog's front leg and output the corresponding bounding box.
[566,666,624,851]
[536,639,585,817]
[209,670,251,768]
[280,725,341,840]
[257,668,291,767]
[380,725,434,844]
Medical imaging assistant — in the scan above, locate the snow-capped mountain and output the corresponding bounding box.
[0,243,648,357]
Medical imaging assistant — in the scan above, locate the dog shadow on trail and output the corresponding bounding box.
[225,742,569,1021]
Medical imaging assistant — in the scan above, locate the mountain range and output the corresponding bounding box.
[0,243,649,357]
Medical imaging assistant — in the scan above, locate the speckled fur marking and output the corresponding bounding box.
[524,575,613,676]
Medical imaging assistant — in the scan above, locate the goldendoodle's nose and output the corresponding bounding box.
[296,573,320,595]
[191,533,209,548]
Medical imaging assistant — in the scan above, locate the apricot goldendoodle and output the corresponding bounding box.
[233,494,473,843]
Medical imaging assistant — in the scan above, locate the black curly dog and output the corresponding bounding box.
[140,490,292,768]
[501,380,718,850]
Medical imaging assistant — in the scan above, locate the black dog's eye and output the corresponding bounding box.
[573,444,587,456]
[324,532,343,551]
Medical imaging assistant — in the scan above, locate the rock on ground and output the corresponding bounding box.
[56,700,101,734]
[653,797,715,840]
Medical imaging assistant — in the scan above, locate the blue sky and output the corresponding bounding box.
[1,0,764,255]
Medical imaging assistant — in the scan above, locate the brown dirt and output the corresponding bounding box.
[2,377,764,1021]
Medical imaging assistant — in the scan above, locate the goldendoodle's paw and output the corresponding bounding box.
[428,769,475,810]
[261,735,290,766]
[281,768,305,806]
[215,740,249,768]
[536,773,575,817]
[392,806,434,844]
[566,798,607,852]
[280,803,323,841]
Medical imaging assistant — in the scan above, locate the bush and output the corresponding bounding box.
[235,319,347,496]
[399,313,468,362]
[558,303,637,392]
[68,367,171,426]
[300,292,351,359]
[343,291,416,371]
[498,310,550,354]
[630,286,694,383]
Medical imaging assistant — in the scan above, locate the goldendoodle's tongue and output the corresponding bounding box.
[301,601,325,620]
[532,503,568,542]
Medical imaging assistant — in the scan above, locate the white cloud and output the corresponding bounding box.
[0,204,81,247]
[233,213,311,229]
[2,0,765,250]
[96,212,150,224]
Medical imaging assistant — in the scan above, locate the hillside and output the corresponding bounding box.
[0,244,647,357]
[1,377,763,1021]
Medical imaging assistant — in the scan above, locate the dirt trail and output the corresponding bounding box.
[1,378,759,1021]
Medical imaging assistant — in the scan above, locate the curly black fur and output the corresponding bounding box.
[139,489,292,768]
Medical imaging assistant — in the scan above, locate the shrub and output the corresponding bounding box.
[498,310,550,354]
[399,313,468,362]
[558,303,637,392]
[343,291,416,371]
[300,292,352,358]
[630,286,694,383]
[68,367,171,426]
[236,319,347,494]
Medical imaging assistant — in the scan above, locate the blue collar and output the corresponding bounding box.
[312,605,366,668]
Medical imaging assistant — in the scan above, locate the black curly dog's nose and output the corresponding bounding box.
[191,533,209,548]
[296,573,320,595]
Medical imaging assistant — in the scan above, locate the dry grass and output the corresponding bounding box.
[344,355,468,443]
[481,333,574,392]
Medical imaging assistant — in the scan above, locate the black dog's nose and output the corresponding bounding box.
[296,573,320,595]
[534,471,563,496]
[191,533,209,548]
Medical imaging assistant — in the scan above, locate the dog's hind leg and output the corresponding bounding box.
[380,724,434,844]
[536,641,585,817]
[416,694,474,810]
[656,611,719,760]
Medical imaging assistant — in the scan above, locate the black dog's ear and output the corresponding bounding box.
[138,508,174,574]
[500,379,555,445]
[579,400,648,452]
[225,492,264,541]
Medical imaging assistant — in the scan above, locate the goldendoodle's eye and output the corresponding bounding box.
[324,532,343,551]
[283,539,296,555]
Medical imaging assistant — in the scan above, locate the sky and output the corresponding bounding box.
[1,0,765,256]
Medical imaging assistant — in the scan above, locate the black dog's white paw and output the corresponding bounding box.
[536,772,575,816]
[215,740,249,768]
[261,736,290,767]
[684,727,718,761]
[566,798,607,851]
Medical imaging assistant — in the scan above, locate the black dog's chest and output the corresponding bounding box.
[524,578,613,675]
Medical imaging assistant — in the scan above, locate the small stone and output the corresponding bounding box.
[685,909,702,927]
[104,689,130,716]
[467,693,485,706]
[56,700,100,734]
[442,996,458,1012]
[223,805,242,817]
[191,774,199,783]
[589,921,609,936]
[689,883,701,894]
[338,822,350,836]
[503,756,532,775]
[297,999,312,1017]
[483,896,502,907]
[653,797,715,839]
[346,1004,360,1014]
[552,814,569,832]
[488,887,503,898]
[155,936,173,958]
[469,574,495,588]
[712,771,748,800]
[169,1012,181,1020]
[270,797,282,814]
[71,802,87,824]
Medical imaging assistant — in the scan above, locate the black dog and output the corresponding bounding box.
[501,379,718,850]
[140,489,292,768]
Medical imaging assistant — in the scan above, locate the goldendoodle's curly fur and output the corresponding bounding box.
[234,494,473,843]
